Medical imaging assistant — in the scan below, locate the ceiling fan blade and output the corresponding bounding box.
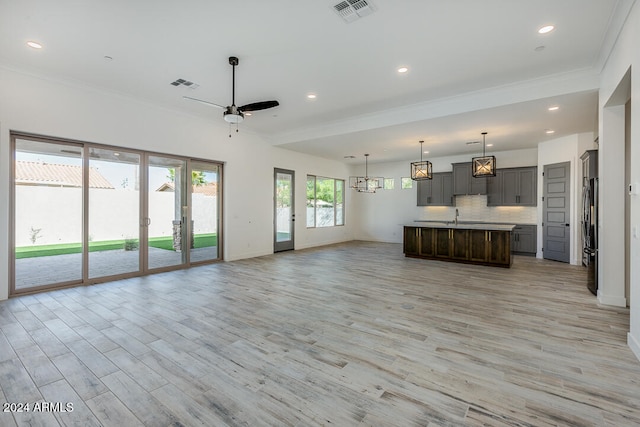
[183,96,225,109]
[239,100,280,112]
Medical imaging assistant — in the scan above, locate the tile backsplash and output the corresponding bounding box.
[417,195,537,224]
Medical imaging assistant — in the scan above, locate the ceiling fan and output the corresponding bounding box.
[183,56,279,125]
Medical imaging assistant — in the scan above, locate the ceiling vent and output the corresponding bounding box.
[170,78,199,89]
[333,0,374,23]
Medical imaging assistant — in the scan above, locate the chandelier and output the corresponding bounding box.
[349,154,383,193]
[472,132,496,177]
[411,140,432,180]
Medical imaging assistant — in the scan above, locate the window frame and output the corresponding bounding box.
[306,175,345,228]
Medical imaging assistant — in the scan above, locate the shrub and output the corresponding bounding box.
[123,238,139,251]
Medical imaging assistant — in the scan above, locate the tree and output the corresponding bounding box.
[307,177,336,205]
[167,168,207,186]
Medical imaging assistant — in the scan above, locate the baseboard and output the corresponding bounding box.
[597,291,627,307]
[628,333,640,363]
[295,238,354,251]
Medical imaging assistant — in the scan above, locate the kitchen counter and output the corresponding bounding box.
[412,221,516,231]
[404,223,513,267]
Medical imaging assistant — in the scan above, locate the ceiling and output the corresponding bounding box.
[0,0,634,165]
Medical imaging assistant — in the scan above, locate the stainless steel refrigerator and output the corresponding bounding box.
[581,149,598,295]
[582,176,598,294]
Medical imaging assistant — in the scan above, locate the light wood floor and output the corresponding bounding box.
[1,241,638,426]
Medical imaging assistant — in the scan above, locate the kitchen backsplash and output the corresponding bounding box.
[418,195,538,224]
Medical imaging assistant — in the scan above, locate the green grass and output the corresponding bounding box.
[148,234,218,250]
[15,233,217,259]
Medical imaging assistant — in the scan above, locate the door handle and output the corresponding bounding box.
[565,223,570,227]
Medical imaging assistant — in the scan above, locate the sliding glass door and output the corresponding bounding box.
[88,148,142,278]
[190,161,221,263]
[147,155,187,270]
[13,138,84,291]
[11,134,223,295]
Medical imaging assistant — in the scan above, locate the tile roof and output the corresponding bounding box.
[15,161,114,189]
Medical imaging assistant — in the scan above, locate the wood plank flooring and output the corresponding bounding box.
[1,241,639,426]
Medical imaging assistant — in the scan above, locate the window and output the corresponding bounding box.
[384,178,395,190]
[10,133,223,296]
[307,175,345,227]
[401,177,413,189]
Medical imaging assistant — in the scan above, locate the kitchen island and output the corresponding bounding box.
[404,222,516,267]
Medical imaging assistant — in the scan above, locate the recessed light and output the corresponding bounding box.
[245,112,252,116]
[307,93,317,99]
[545,129,555,134]
[103,55,113,61]
[486,144,494,147]
[538,25,555,34]
[548,106,559,111]
[397,66,408,73]
[26,41,42,49]
[423,151,429,154]
[113,152,120,156]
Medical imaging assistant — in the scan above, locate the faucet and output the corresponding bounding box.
[455,208,459,225]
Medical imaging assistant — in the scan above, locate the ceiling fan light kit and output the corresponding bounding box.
[183,56,279,134]
[411,140,432,180]
[472,132,497,177]
[223,105,244,123]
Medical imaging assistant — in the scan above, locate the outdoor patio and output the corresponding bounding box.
[14,246,218,290]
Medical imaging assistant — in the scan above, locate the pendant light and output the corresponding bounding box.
[472,132,496,177]
[411,140,432,180]
[349,154,383,193]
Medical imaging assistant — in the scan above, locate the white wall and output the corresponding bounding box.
[597,1,640,359]
[537,133,596,264]
[0,67,354,300]
[351,148,539,243]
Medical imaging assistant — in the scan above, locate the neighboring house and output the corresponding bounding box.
[15,160,114,189]
[156,181,218,196]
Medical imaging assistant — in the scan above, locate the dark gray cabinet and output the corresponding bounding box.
[581,150,598,180]
[452,162,487,195]
[487,167,537,206]
[417,172,454,206]
[486,169,503,206]
[511,224,536,255]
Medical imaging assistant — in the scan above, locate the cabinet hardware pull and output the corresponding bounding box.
[489,231,492,242]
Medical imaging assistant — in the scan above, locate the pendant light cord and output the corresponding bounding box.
[482,132,488,156]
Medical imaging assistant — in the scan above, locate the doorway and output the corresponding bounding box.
[543,162,571,263]
[274,168,295,252]
[10,133,223,295]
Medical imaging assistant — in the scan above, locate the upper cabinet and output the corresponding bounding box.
[486,170,503,206]
[417,172,454,206]
[487,166,537,206]
[452,162,487,195]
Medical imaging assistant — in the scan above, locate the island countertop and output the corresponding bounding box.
[410,221,516,231]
